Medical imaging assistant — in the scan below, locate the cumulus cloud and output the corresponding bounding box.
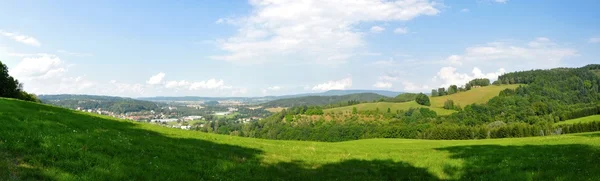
[0,30,41,47]
[146,72,166,85]
[373,82,392,88]
[589,37,600,43]
[212,0,440,64]
[370,26,385,33]
[434,66,505,88]
[312,77,352,91]
[393,27,409,34]
[11,54,67,80]
[444,37,577,69]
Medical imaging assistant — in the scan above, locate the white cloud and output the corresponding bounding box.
[393,27,409,34]
[371,59,396,66]
[373,81,392,88]
[267,86,281,91]
[461,8,470,12]
[401,81,429,91]
[445,37,577,69]
[378,71,404,81]
[312,77,352,91]
[11,54,67,80]
[146,72,166,85]
[493,0,508,3]
[370,26,385,33]
[589,37,600,43]
[212,0,440,64]
[434,66,505,88]
[0,30,41,47]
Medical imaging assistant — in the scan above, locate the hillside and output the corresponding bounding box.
[324,84,521,115]
[39,94,162,114]
[261,93,387,108]
[430,84,522,108]
[555,115,600,125]
[1,98,599,180]
[324,101,456,115]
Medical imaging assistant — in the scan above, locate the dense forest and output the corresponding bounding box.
[0,61,40,102]
[261,93,388,108]
[39,94,162,114]
[196,65,600,141]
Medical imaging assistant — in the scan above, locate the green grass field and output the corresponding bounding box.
[1,98,599,180]
[555,115,600,125]
[324,101,456,115]
[430,84,522,108]
[324,84,521,115]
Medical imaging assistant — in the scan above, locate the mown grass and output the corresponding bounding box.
[1,98,599,180]
[555,115,600,125]
[324,101,456,115]
[430,84,522,108]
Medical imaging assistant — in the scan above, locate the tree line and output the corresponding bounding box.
[0,61,40,102]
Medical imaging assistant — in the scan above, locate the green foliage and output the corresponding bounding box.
[387,93,419,103]
[0,60,39,102]
[39,94,160,114]
[415,93,430,106]
[262,93,387,108]
[443,99,455,110]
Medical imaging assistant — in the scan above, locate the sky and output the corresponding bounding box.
[0,0,599,97]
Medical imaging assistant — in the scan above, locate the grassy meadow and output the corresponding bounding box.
[555,115,600,125]
[1,98,599,180]
[324,84,521,115]
[430,84,522,108]
[324,101,456,115]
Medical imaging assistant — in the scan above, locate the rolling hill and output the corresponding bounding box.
[325,84,521,115]
[430,84,522,108]
[261,93,388,108]
[324,101,456,115]
[1,98,599,180]
[39,94,163,114]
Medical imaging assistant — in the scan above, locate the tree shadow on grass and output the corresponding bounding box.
[0,99,439,181]
[436,144,600,180]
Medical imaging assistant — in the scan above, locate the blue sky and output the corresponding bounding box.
[0,0,598,97]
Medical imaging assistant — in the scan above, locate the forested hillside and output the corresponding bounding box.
[39,94,162,114]
[196,65,600,141]
[261,93,388,108]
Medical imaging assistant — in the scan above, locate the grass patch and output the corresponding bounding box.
[1,98,599,180]
[265,107,286,112]
[324,101,456,115]
[555,115,600,125]
[430,84,521,108]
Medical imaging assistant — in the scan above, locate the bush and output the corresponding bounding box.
[415,93,430,106]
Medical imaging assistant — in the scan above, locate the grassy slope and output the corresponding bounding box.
[430,84,521,108]
[555,115,600,125]
[324,84,521,115]
[324,101,456,115]
[1,98,599,180]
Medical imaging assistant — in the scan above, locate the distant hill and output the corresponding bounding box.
[261,93,387,108]
[39,94,162,114]
[137,90,402,103]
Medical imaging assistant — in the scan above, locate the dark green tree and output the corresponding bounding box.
[415,93,431,106]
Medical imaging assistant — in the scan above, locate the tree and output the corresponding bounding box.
[448,85,458,94]
[443,100,455,110]
[415,93,431,106]
[437,88,446,96]
[387,107,391,113]
[431,89,438,97]
[352,107,358,114]
[0,60,39,102]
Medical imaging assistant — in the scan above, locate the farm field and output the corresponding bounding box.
[429,84,522,108]
[324,101,456,115]
[555,115,600,125]
[324,84,522,115]
[1,98,599,180]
